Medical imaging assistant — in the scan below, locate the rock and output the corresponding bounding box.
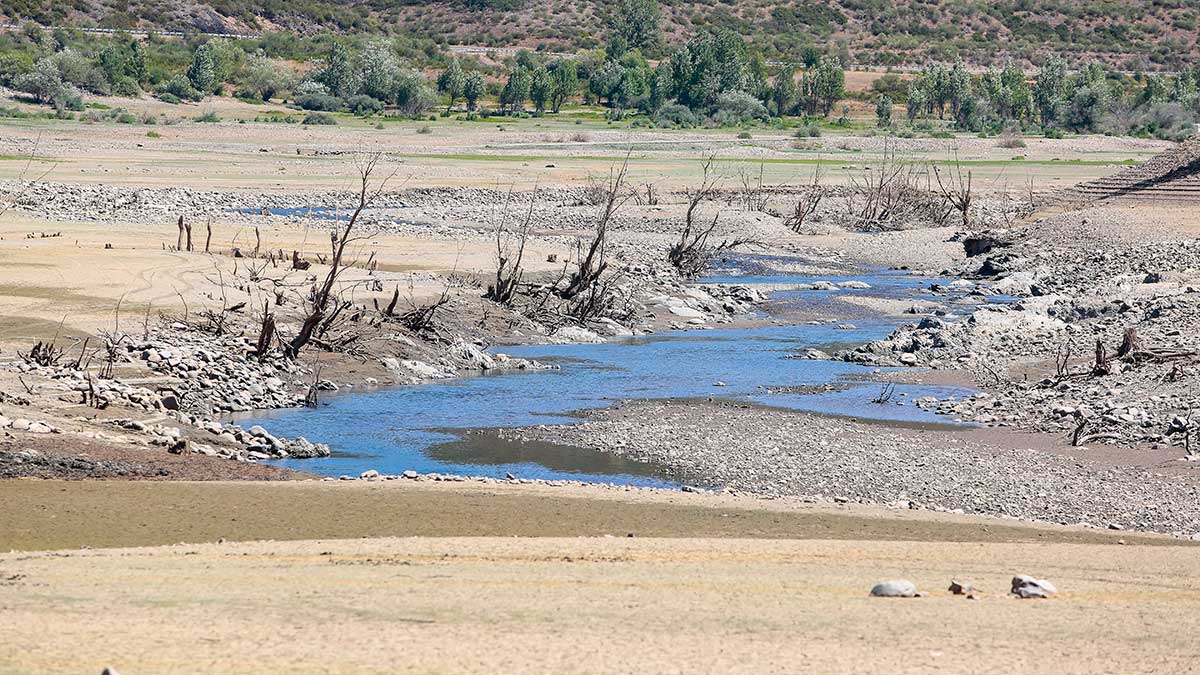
[948,580,977,595]
[870,580,919,597]
[1011,575,1057,598]
[963,235,1001,257]
[27,422,53,434]
[899,353,919,366]
[360,469,379,480]
[838,280,872,289]
[159,394,180,411]
[10,419,31,431]
[917,316,945,330]
[402,470,418,479]
[554,325,605,343]
[666,304,705,319]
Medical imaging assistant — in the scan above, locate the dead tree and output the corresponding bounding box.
[932,151,973,229]
[737,162,768,212]
[204,217,213,253]
[1093,338,1111,376]
[784,163,826,234]
[176,216,185,251]
[560,158,630,300]
[486,188,534,305]
[669,157,722,277]
[1116,327,1141,361]
[846,141,950,230]
[286,154,393,359]
[19,339,64,367]
[255,302,276,360]
[382,286,400,316]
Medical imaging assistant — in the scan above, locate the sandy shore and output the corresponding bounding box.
[1,480,1195,673]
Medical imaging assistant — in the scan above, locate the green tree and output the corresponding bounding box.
[393,68,434,114]
[947,61,970,119]
[97,44,126,86]
[647,60,671,111]
[613,0,661,56]
[549,60,578,113]
[589,60,624,107]
[1033,56,1067,127]
[807,56,844,116]
[529,66,551,114]
[501,66,531,113]
[665,29,750,112]
[243,54,293,102]
[186,43,216,94]
[13,57,81,110]
[1000,61,1033,121]
[320,42,360,100]
[359,40,399,102]
[876,95,893,127]
[128,40,146,85]
[906,82,928,120]
[463,71,485,111]
[771,66,797,116]
[437,58,465,112]
[1140,74,1169,105]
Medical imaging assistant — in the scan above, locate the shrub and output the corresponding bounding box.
[296,93,343,112]
[302,111,337,125]
[146,130,162,138]
[194,111,221,123]
[116,112,138,124]
[737,130,752,139]
[711,91,769,126]
[159,74,202,103]
[345,94,385,116]
[653,102,699,127]
[416,124,432,134]
[793,123,821,137]
[157,93,182,105]
[1116,102,1198,141]
[12,59,83,111]
[997,132,1026,148]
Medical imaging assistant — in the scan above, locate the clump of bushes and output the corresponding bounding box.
[302,111,337,125]
[296,93,343,112]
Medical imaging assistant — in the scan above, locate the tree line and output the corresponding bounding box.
[0,0,1196,140]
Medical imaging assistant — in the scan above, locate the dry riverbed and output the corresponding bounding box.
[502,399,1200,537]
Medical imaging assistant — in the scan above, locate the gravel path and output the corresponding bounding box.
[502,399,1200,537]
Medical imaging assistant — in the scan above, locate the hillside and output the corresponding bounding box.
[2,0,1199,69]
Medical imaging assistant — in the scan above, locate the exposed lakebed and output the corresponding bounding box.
[240,256,981,484]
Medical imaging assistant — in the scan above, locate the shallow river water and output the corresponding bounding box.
[241,257,977,484]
